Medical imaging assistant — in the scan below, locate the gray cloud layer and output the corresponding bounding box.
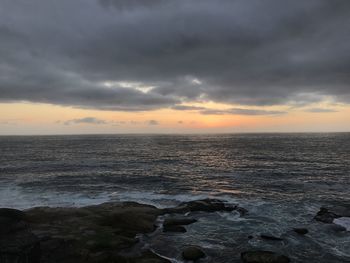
[64,117,108,125]
[0,0,349,111]
[200,108,286,116]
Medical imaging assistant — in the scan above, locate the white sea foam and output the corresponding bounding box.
[333,217,350,231]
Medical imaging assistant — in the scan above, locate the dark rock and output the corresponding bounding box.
[241,251,290,263]
[0,229,41,263]
[327,224,347,232]
[248,235,254,239]
[315,207,339,223]
[166,199,234,214]
[236,206,248,216]
[293,228,308,235]
[0,208,26,221]
[163,217,197,227]
[0,208,27,235]
[163,225,187,233]
[1,200,247,263]
[314,206,350,224]
[260,234,283,241]
[182,246,206,261]
[126,250,171,263]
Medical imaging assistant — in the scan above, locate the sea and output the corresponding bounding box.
[0,133,349,262]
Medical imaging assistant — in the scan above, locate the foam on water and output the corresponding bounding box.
[334,217,350,231]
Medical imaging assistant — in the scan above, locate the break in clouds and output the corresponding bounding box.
[0,0,349,113]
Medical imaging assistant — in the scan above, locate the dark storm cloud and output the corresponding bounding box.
[0,0,349,111]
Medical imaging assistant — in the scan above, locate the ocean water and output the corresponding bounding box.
[0,133,349,262]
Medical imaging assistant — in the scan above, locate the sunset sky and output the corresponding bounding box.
[1,0,349,134]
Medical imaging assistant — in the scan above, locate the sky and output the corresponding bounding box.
[0,0,350,135]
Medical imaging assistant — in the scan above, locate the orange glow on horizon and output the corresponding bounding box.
[0,102,350,135]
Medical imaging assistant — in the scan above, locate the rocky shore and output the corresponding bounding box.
[0,199,238,263]
[1,199,349,263]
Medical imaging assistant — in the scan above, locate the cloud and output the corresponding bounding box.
[200,108,286,116]
[147,120,159,125]
[0,119,19,125]
[171,105,206,111]
[64,117,108,125]
[0,0,349,111]
[305,108,338,113]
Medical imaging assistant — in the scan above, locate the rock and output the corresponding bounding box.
[163,225,187,233]
[163,217,197,227]
[248,235,254,239]
[327,224,347,232]
[0,208,41,262]
[0,229,41,263]
[0,208,28,235]
[260,234,283,241]
[314,206,350,224]
[0,208,26,221]
[182,246,206,261]
[241,251,290,263]
[315,207,339,223]
[333,217,350,231]
[293,228,308,235]
[236,206,248,216]
[128,250,171,263]
[166,199,234,214]
[0,199,247,263]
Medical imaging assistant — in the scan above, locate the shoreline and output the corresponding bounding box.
[0,199,238,263]
[1,199,349,263]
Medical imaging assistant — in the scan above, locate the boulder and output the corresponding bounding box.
[163,225,187,233]
[315,207,340,223]
[327,223,347,232]
[0,208,27,235]
[314,206,350,224]
[163,217,197,227]
[260,234,283,241]
[293,228,308,235]
[236,206,248,216]
[182,246,206,261]
[241,251,290,263]
[0,208,26,221]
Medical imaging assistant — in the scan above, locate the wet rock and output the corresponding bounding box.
[0,208,26,221]
[0,229,41,263]
[236,206,248,216]
[89,249,171,263]
[260,234,283,241]
[314,206,350,224]
[333,217,350,231]
[327,224,347,232]
[182,246,206,261]
[293,228,308,235]
[166,199,234,214]
[128,250,171,263]
[0,208,41,263]
[0,208,28,235]
[248,235,254,239]
[315,207,340,223]
[163,217,197,227]
[163,225,187,233]
[1,199,246,263]
[241,251,290,263]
